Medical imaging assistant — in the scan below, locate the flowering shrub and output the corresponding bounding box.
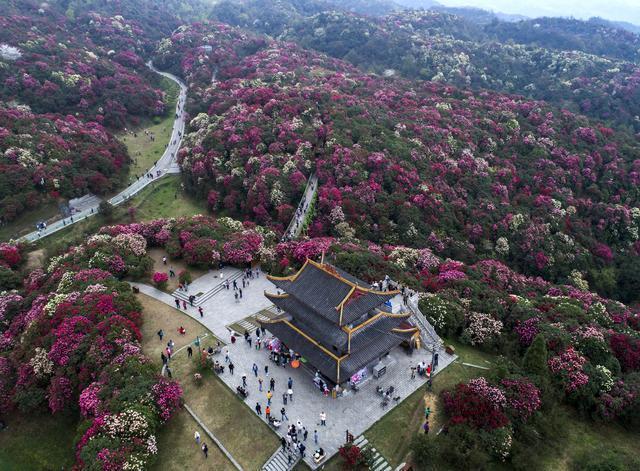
[0,229,181,469]
[462,312,503,346]
[548,347,590,392]
[152,271,169,289]
[442,382,510,430]
[500,378,541,421]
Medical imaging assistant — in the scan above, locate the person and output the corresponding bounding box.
[157,329,164,341]
[270,377,275,391]
[242,373,247,387]
[267,390,272,406]
[166,365,172,378]
[194,431,200,444]
[299,442,306,458]
[303,428,308,441]
[281,407,288,421]
[189,295,195,306]
[314,429,319,444]
[239,288,243,299]
[296,420,303,434]
[282,392,288,405]
[255,402,262,415]
[174,298,180,309]
[264,365,269,376]
[281,436,287,450]
[202,443,208,458]
[198,306,203,318]
[265,405,271,420]
[252,363,258,377]
[178,326,186,335]
[162,256,167,265]
[288,377,293,389]
[234,292,239,303]
[229,362,235,375]
[319,411,326,426]
[410,364,416,379]
[288,387,293,402]
[247,336,252,348]
[258,377,263,392]
[434,352,439,368]
[161,352,167,364]
[187,346,193,358]
[255,338,261,350]
[224,348,229,363]
[231,334,236,344]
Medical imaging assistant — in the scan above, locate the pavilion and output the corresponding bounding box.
[261,259,419,387]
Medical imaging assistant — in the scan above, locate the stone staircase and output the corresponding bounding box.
[352,435,393,471]
[261,446,300,471]
[406,295,442,351]
[172,270,244,306]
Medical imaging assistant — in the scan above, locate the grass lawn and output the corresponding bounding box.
[131,175,206,221]
[118,77,180,182]
[139,293,279,470]
[0,412,76,470]
[0,201,60,242]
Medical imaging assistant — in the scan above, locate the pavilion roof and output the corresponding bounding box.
[267,259,398,326]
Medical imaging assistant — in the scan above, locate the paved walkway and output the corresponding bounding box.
[136,269,455,469]
[17,62,187,243]
[282,174,317,241]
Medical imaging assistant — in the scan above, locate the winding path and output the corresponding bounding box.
[18,62,187,243]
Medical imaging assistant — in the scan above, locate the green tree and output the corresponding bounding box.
[523,334,548,378]
[98,200,115,221]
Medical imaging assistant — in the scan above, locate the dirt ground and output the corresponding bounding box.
[138,292,219,368]
[138,292,277,469]
[146,247,206,292]
[25,249,45,270]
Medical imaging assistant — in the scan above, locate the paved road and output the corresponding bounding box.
[18,62,187,243]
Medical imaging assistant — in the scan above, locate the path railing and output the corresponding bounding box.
[406,294,442,351]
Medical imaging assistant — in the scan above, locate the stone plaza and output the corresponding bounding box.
[133,265,455,469]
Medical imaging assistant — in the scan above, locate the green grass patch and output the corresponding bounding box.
[118,77,180,182]
[0,412,77,470]
[0,201,60,242]
[131,175,206,221]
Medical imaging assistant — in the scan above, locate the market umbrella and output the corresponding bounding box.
[291,359,300,368]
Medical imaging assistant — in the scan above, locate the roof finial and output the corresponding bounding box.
[320,250,325,265]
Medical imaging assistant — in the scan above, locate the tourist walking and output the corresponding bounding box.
[267,390,272,406]
[201,443,208,458]
[266,405,271,420]
[242,374,247,387]
[410,364,416,379]
[299,442,306,458]
[314,429,318,444]
[282,392,288,405]
[288,377,293,389]
[198,306,203,317]
[281,407,288,421]
[258,377,263,392]
[174,298,180,308]
[194,431,200,444]
[270,377,275,391]
[161,352,167,364]
[255,403,262,415]
[229,362,235,375]
[288,387,293,401]
[234,292,239,303]
[224,348,229,363]
[320,411,326,426]
[303,428,308,441]
[265,365,269,376]
[182,300,187,309]
[281,436,287,450]
[187,346,193,358]
[239,288,243,298]
[162,256,167,265]
[157,329,164,341]
[252,363,258,376]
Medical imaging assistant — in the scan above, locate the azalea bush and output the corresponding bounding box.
[152,272,169,289]
[0,232,181,469]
